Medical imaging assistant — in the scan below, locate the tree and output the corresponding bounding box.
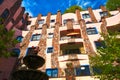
[90,32,120,80]
[106,0,120,11]
[0,19,18,57]
[64,5,83,13]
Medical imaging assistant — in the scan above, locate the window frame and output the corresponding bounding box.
[0,0,4,4]
[26,47,38,55]
[94,41,105,48]
[16,36,23,42]
[63,49,80,55]
[46,68,58,78]
[86,27,98,35]
[63,18,75,24]
[99,11,108,17]
[38,19,44,24]
[75,65,91,76]
[12,48,20,56]
[82,13,90,19]
[31,34,41,41]
[1,9,9,20]
[47,47,54,53]
[50,19,55,23]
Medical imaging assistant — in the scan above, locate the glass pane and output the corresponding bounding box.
[47,47,53,53]
[75,65,91,76]
[46,70,52,77]
[31,34,41,41]
[86,27,97,35]
[52,69,58,77]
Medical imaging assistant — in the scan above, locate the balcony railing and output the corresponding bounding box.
[59,37,83,44]
[60,36,81,40]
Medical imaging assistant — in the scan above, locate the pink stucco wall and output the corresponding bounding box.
[0,57,17,80]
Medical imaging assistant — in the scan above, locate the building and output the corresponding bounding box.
[0,0,28,37]
[19,6,120,80]
[0,0,29,80]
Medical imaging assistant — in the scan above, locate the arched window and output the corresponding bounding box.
[16,36,23,42]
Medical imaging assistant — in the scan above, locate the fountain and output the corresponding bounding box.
[11,47,49,80]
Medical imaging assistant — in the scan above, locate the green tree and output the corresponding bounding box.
[64,5,83,13]
[90,32,120,80]
[0,19,18,57]
[106,0,120,11]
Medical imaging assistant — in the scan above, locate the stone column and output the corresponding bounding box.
[35,14,42,29]
[100,6,110,17]
[52,11,63,77]
[100,17,108,36]
[75,9,82,23]
[37,24,47,71]
[51,23,63,77]
[51,23,60,68]
[79,19,95,55]
[66,19,73,30]
[88,7,97,23]
[56,10,62,25]
[100,6,107,11]
[19,25,35,58]
[46,13,51,28]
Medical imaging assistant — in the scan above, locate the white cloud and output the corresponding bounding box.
[76,0,81,5]
[83,2,91,6]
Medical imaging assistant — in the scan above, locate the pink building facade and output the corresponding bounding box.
[0,0,28,80]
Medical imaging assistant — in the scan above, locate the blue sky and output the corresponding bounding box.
[22,0,107,17]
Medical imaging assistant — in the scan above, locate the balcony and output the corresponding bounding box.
[60,42,85,55]
[60,25,80,31]
[60,29,83,44]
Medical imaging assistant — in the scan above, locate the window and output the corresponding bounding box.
[63,49,80,55]
[99,11,108,17]
[63,19,74,24]
[47,47,53,53]
[31,34,41,41]
[75,65,91,76]
[0,0,3,4]
[21,17,25,23]
[38,19,44,24]
[50,19,55,23]
[86,27,98,35]
[12,48,20,56]
[82,13,90,19]
[16,36,23,42]
[46,68,58,77]
[26,47,38,55]
[1,9,9,20]
[48,33,53,39]
[63,19,67,24]
[94,41,105,48]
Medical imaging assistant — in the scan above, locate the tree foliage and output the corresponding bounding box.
[0,19,18,57]
[106,0,120,11]
[90,32,120,80]
[64,5,83,13]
